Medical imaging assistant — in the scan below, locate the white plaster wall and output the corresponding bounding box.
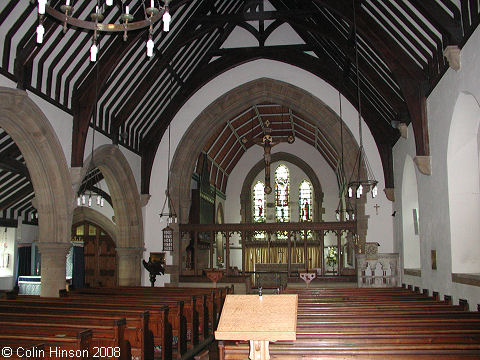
[0,227,16,290]
[393,25,480,307]
[401,155,421,269]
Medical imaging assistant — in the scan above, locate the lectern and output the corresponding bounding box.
[215,294,297,360]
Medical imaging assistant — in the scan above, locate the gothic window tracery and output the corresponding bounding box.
[275,165,290,223]
[299,180,313,222]
[253,181,266,223]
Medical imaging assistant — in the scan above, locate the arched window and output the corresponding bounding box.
[275,165,290,222]
[253,181,266,223]
[299,180,313,221]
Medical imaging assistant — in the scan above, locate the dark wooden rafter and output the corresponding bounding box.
[140,42,396,193]
[312,0,430,157]
[3,0,480,207]
[0,184,34,212]
[70,29,145,167]
[109,0,226,136]
[0,158,30,180]
[409,0,463,45]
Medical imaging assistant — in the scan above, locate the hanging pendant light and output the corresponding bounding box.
[347,0,378,200]
[159,115,177,251]
[335,90,357,222]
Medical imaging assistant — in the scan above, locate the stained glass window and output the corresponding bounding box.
[299,180,313,221]
[253,181,266,223]
[275,165,290,222]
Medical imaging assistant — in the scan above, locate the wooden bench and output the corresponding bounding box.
[0,301,151,360]
[220,287,480,359]
[0,329,92,360]
[0,341,45,359]
[0,314,128,360]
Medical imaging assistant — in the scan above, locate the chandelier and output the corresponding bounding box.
[347,0,378,200]
[35,0,172,61]
[76,168,105,207]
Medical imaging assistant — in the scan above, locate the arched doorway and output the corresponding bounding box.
[72,221,117,287]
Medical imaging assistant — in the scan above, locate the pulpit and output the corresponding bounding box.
[215,294,297,360]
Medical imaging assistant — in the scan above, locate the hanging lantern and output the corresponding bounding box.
[162,225,173,251]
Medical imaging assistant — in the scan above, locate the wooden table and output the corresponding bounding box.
[215,294,297,360]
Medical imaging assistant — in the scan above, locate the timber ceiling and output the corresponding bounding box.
[199,103,339,194]
[0,0,479,224]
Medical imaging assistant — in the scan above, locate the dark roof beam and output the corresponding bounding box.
[409,0,463,45]
[0,158,30,180]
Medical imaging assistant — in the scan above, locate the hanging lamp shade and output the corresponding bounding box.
[162,225,174,251]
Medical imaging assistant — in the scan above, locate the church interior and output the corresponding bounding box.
[1,0,480,358]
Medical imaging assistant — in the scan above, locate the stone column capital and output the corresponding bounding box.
[140,194,151,207]
[398,123,408,139]
[36,242,71,256]
[383,188,395,202]
[414,156,432,175]
[443,45,461,71]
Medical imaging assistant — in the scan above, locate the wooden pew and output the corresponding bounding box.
[220,287,480,359]
[0,302,151,360]
[0,315,128,360]
[0,341,45,360]
[57,292,195,353]
[69,285,227,334]
[0,329,92,360]
[24,294,187,359]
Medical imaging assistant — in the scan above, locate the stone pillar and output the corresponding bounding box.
[37,242,71,297]
[117,247,143,286]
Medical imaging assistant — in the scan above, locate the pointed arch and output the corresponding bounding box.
[447,92,480,273]
[77,144,143,285]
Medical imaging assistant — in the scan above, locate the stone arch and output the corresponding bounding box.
[73,207,117,242]
[170,78,369,273]
[77,144,143,285]
[401,154,421,269]
[447,92,480,273]
[171,78,363,221]
[240,152,325,222]
[0,87,74,296]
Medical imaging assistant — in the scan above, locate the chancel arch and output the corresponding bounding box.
[77,144,143,285]
[401,154,421,270]
[0,88,74,297]
[170,78,370,282]
[447,92,480,274]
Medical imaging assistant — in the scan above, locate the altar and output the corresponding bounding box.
[254,263,304,288]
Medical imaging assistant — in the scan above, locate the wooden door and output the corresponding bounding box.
[73,222,117,287]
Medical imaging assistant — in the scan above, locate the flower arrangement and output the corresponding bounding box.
[326,246,338,268]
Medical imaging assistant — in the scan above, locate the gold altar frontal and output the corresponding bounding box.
[215,294,298,360]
